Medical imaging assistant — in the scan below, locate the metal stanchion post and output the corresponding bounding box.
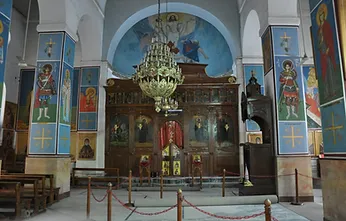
[199,169,202,189]
[177,189,183,221]
[125,170,134,207]
[107,182,112,221]
[264,199,271,221]
[291,168,303,206]
[160,174,163,199]
[87,176,91,219]
[222,169,226,197]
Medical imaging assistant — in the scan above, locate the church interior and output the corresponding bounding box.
[0,0,345,220]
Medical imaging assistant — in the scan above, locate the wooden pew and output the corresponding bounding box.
[0,176,44,214]
[4,173,56,204]
[72,168,120,188]
[0,181,22,218]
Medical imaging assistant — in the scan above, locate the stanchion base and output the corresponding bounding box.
[290,202,303,206]
[124,202,135,207]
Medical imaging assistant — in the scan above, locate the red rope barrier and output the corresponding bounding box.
[90,189,108,203]
[183,198,265,220]
[272,216,279,221]
[112,192,177,216]
[298,173,321,180]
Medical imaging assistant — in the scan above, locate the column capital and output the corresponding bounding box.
[36,23,79,42]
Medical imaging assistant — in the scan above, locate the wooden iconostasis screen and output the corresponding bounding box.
[105,84,239,176]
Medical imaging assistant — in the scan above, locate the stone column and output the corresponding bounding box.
[26,31,76,196]
[261,25,313,202]
[0,1,12,131]
[309,1,346,220]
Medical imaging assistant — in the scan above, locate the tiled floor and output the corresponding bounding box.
[22,188,322,221]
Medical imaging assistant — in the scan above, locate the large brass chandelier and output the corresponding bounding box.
[132,0,184,113]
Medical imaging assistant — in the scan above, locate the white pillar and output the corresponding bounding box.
[236,57,245,178]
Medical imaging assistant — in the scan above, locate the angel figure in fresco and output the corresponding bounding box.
[35,64,57,121]
[80,87,97,112]
[61,69,71,122]
[79,138,94,159]
[317,3,337,98]
[279,60,299,120]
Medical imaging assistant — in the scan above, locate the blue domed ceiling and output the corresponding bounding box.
[112,12,233,78]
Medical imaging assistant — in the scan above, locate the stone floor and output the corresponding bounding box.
[22,188,323,221]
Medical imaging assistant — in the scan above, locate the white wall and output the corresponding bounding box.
[5,8,26,104]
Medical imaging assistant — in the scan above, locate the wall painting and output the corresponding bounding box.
[78,67,99,131]
[59,63,73,125]
[71,68,80,131]
[3,101,16,130]
[248,133,262,144]
[278,121,309,154]
[189,115,208,146]
[261,27,273,74]
[110,115,129,147]
[32,61,61,123]
[320,99,346,153]
[311,0,344,105]
[135,115,153,147]
[63,34,76,68]
[275,57,305,121]
[214,115,234,148]
[29,123,57,154]
[113,12,233,77]
[37,33,64,61]
[78,132,96,160]
[16,69,35,131]
[303,66,321,128]
[271,26,299,57]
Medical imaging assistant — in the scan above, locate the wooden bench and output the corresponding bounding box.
[0,181,23,219]
[4,173,56,204]
[0,176,45,214]
[72,168,120,188]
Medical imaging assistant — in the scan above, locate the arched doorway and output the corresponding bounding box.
[159,121,183,176]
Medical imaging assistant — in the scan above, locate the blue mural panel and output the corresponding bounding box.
[57,124,70,154]
[272,26,299,57]
[113,12,233,77]
[37,33,64,61]
[275,57,306,121]
[310,0,344,105]
[321,100,346,153]
[0,0,12,19]
[80,67,99,86]
[246,120,261,132]
[71,68,80,131]
[278,121,308,154]
[63,34,75,67]
[29,123,57,154]
[32,61,61,123]
[244,65,264,88]
[303,66,321,128]
[0,13,10,83]
[59,63,73,125]
[78,112,97,130]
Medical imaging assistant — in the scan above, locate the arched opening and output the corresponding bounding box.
[242,10,262,57]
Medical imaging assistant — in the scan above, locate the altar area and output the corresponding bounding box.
[105,63,240,178]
